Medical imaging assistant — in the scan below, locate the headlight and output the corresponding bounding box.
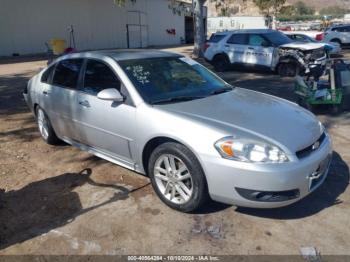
[215,137,289,163]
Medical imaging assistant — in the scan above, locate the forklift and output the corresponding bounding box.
[295,58,350,114]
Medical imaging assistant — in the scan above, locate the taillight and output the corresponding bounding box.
[316,33,324,41]
[204,42,210,52]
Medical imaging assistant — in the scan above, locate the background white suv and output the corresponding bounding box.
[324,24,350,47]
[204,29,326,76]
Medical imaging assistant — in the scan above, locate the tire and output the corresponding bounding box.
[212,54,230,72]
[148,142,209,212]
[330,103,343,115]
[277,62,297,77]
[36,107,60,145]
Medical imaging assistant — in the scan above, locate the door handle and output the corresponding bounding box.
[42,90,51,95]
[224,44,230,48]
[248,47,255,50]
[78,100,90,108]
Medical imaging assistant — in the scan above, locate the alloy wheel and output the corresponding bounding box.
[37,108,49,140]
[153,154,193,204]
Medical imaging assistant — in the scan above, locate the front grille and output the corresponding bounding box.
[296,133,326,159]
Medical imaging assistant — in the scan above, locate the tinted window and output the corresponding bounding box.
[41,65,55,83]
[264,31,292,46]
[248,34,267,46]
[332,26,350,32]
[52,59,83,88]
[82,60,120,95]
[208,34,226,43]
[119,57,230,104]
[344,26,350,32]
[227,34,247,45]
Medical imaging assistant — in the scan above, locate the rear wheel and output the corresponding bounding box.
[212,54,230,72]
[148,142,209,212]
[36,107,60,145]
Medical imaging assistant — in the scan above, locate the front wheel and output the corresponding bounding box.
[277,62,298,77]
[148,142,209,212]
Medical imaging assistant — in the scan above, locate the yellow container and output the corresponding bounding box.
[50,38,66,55]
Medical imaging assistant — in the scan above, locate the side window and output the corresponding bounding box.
[227,34,247,45]
[344,26,350,32]
[82,60,120,95]
[41,65,55,83]
[248,34,267,46]
[52,59,83,88]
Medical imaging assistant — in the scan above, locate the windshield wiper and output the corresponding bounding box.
[151,96,205,105]
[209,86,234,96]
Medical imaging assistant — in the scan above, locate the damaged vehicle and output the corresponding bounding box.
[204,29,327,77]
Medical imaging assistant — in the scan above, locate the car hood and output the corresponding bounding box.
[280,42,325,50]
[156,88,322,153]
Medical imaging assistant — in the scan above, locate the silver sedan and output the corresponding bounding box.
[24,50,332,212]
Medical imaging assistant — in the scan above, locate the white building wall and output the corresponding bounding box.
[207,16,267,36]
[0,0,186,56]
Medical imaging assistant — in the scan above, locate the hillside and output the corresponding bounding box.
[206,0,350,17]
[287,0,350,10]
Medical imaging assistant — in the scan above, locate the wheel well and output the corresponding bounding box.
[330,38,342,44]
[33,103,39,116]
[213,53,229,61]
[142,136,181,175]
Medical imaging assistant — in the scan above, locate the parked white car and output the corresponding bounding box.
[324,24,350,47]
[204,29,327,76]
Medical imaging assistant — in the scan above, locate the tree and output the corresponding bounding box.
[279,5,296,17]
[253,0,286,27]
[193,0,206,57]
[253,0,286,16]
[320,5,350,16]
[294,1,314,15]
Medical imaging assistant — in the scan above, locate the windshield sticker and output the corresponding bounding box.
[179,57,199,66]
[125,65,150,85]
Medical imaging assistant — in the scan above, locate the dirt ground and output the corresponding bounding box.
[0,47,350,256]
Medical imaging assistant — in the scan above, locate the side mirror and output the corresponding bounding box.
[97,88,124,102]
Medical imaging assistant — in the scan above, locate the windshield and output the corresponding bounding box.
[118,57,231,104]
[265,31,292,46]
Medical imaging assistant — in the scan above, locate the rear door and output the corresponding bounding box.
[244,34,274,67]
[74,59,136,166]
[43,58,84,141]
[224,33,248,64]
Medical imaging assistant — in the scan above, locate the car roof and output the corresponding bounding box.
[215,29,277,35]
[330,24,350,29]
[60,49,182,61]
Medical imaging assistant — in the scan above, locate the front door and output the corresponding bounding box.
[244,34,273,67]
[74,59,136,165]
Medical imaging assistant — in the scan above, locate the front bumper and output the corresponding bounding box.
[201,134,332,208]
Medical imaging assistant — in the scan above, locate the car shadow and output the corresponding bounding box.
[0,168,136,250]
[235,151,349,219]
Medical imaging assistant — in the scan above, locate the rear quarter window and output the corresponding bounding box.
[41,65,55,84]
[208,34,227,43]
